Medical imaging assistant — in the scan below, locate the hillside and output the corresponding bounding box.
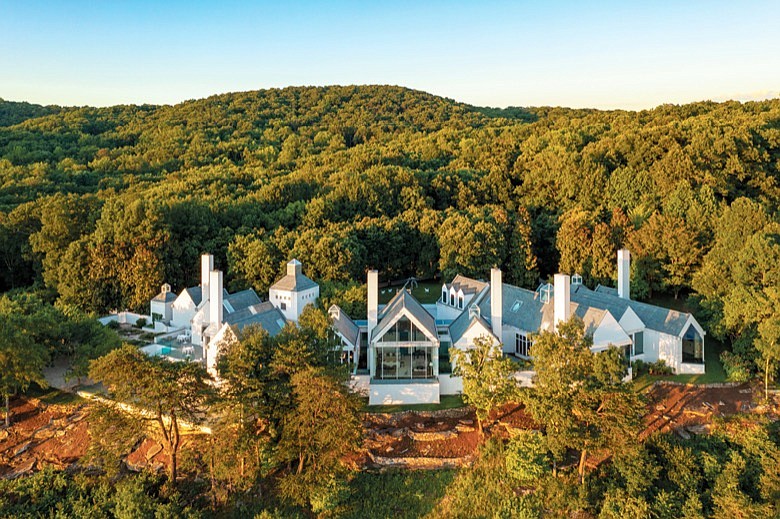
[0,86,779,339]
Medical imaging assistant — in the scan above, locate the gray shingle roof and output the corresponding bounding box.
[270,272,318,292]
[152,291,177,303]
[374,289,437,342]
[446,274,488,295]
[478,283,545,333]
[225,289,262,312]
[571,284,692,336]
[228,302,287,337]
[184,286,203,305]
[329,304,360,346]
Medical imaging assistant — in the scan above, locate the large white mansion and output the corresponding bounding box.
[148,250,705,405]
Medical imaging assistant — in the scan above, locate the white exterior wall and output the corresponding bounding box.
[171,295,198,330]
[368,382,440,405]
[206,324,236,376]
[452,325,498,352]
[439,374,463,395]
[150,300,172,323]
[644,329,689,373]
[269,285,319,322]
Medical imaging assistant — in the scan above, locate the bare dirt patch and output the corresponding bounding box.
[362,404,538,468]
[641,382,762,440]
[0,396,90,478]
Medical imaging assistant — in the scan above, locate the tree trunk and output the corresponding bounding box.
[477,416,483,437]
[297,453,305,474]
[766,356,770,402]
[578,449,588,485]
[4,393,9,427]
[552,458,557,478]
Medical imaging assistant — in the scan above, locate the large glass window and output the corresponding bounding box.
[632,331,644,356]
[682,325,704,364]
[378,317,428,343]
[516,333,532,357]
[376,345,435,379]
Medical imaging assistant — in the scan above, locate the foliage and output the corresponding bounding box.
[89,345,214,484]
[523,319,644,483]
[450,335,518,434]
[720,350,753,383]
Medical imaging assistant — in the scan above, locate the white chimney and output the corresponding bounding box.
[617,249,630,300]
[554,273,570,332]
[367,270,378,340]
[490,267,502,340]
[209,270,223,326]
[201,253,213,298]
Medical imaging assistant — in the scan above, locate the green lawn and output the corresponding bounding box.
[26,384,85,406]
[632,334,728,391]
[331,470,456,519]
[378,281,442,305]
[364,394,465,414]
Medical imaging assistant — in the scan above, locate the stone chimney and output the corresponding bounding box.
[287,259,302,277]
[367,270,378,340]
[554,273,570,332]
[201,254,214,298]
[617,249,630,300]
[209,270,223,326]
[490,267,502,340]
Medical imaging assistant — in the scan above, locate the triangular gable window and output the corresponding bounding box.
[378,315,429,342]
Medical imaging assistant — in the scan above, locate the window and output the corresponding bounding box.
[442,289,448,303]
[682,325,704,364]
[510,300,522,312]
[280,302,287,310]
[458,295,464,309]
[632,331,644,356]
[516,333,532,357]
[450,293,455,306]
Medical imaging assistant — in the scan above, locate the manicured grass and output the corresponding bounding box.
[632,335,728,391]
[26,384,85,406]
[332,470,456,519]
[378,281,442,305]
[364,394,465,414]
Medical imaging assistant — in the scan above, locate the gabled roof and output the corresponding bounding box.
[183,286,203,305]
[571,284,692,336]
[448,302,498,344]
[329,304,360,346]
[373,289,437,342]
[478,283,545,333]
[152,291,177,303]
[446,274,488,295]
[226,301,287,337]
[225,289,262,313]
[270,267,318,292]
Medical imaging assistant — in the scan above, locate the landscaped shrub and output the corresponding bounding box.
[720,351,752,382]
[107,320,121,330]
[648,360,673,376]
[135,318,148,328]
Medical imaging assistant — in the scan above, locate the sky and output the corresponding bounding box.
[1,0,779,110]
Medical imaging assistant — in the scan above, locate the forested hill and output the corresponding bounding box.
[1,86,779,353]
[0,98,64,127]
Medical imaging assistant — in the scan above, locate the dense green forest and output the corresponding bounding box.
[1,86,780,517]
[2,86,779,371]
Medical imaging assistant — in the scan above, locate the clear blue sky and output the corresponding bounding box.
[2,0,778,109]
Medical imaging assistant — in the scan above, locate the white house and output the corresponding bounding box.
[330,249,706,405]
[269,259,319,322]
[145,254,318,376]
[150,284,176,325]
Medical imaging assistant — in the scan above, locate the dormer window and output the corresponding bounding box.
[572,273,583,286]
[450,293,455,306]
[442,288,448,303]
[458,295,464,309]
[468,304,480,319]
